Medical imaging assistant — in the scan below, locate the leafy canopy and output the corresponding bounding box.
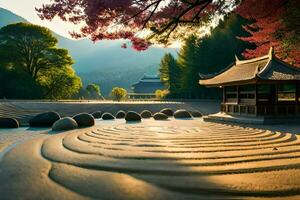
[159,14,253,99]
[0,22,73,80]
[36,0,238,50]
[0,22,82,99]
[236,0,300,66]
[86,83,102,99]
[110,87,128,101]
[159,53,182,95]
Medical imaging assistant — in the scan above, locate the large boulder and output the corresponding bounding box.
[174,109,192,119]
[160,108,174,117]
[116,110,126,119]
[73,113,95,127]
[29,112,60,127]
[125,111,141,122]
[0,117,19,128]
[92,111,102,119]
[153,112,168,120]
[141,110,152,118]
[191,111,203,118]
[102,112,115,120]
[52,117,78,131]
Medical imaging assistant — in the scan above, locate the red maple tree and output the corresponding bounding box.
[236,0,300,66]
[36,0,236,51]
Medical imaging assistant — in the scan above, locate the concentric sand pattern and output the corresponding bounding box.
[1,119,300,199]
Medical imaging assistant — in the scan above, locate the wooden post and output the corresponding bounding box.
[223,86,226,104]
[237,86,240,114]
[274,84,278,116]
[296,82,299,115]
[237,86,240,104]
[255,84,258,116]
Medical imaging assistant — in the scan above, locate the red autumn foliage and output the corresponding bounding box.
[236,0,300,67]
[36,0,235,51]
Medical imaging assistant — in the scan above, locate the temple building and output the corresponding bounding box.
[128,74,166,99]
[199,48,300,124]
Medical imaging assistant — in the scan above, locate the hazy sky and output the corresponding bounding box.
[0,0,79,38]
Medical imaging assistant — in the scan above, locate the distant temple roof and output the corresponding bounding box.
[132,74,166,94]
[199,47,300,87]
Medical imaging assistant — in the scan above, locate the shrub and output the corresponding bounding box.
[110,87,127,101]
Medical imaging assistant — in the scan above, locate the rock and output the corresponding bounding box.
[92,111,102,119]
[52,117,78,131]
[125,111,141,122]
[29,112,60,127]
[73,113,95,127]
[141,110,152,118]
[174,109,192,119]
[160,108,174,117]
[102,112,115,120]
[191,111,202,118]
[116,110,126,119]
[0,117,19,128]
[153,112,168,120]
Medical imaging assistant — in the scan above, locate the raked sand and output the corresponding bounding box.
[0,119,300,199]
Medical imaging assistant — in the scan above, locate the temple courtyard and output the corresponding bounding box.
[0,101,300,199]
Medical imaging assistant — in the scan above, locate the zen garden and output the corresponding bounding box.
[0,0,300,199]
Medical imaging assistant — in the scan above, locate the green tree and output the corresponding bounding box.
[177,35,199,98]
[177,14,254,99]
[86,83,102,99]
[159,53,181,95]
[0,22,82,99]
[110,87,127,101]
[0,22,73,80]
[0,66,43,99]
[38,66,82,99]
[155,89,169,99]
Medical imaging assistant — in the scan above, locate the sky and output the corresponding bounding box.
[0,0,79,39]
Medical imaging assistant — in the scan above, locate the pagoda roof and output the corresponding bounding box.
[199,48,300,87]
[131,74,165,93]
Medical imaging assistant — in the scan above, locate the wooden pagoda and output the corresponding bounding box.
[199,48,300,119]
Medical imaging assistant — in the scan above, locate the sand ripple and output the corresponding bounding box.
[1,119,300,199]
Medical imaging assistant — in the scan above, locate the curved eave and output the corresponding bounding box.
[200,78,258,87]
[257,56,300,81]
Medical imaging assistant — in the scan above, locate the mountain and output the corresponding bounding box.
[0,8,177,95]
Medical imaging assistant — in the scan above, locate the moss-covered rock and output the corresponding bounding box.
[102,112,115,120]
[29,112,60,127]
[153,112,168,120]
[73,113,95,127]
[160,108,174,117]
[191,111,202,118]
[174,110,192,119]
[141,110,152,118]
[52,117,78,131]
[0,117,19,128]
[92,111,102,119]
[116,110,126,119]
[125,111,141,122]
